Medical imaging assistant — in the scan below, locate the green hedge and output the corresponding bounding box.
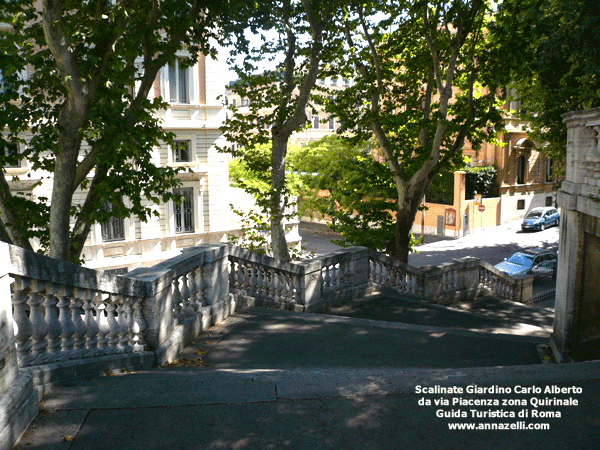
[465,166,497,200]
[426,165,497,204]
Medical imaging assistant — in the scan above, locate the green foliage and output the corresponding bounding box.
[491,0,600,174]
[291,135,426,253]
[228,143,303,195]
[0,1,259,261]
[465,166,497,200]
[425,172,454,205]
[228,201,311,260]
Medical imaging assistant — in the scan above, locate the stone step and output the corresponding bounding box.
[325,290,553,338]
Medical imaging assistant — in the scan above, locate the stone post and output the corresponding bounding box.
[201,245,230,323]
[0,268,18,394]
[0,244,38,450]
[300,260,322,312]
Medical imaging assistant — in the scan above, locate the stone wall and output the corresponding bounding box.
[553,107,600,361]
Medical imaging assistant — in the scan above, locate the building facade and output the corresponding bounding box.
[4,49,236,273]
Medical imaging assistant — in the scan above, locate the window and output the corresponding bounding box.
[343,78,350,87]
[328,118,335,130]
[172,140,191,162]
[330,78,338,86]
[173,187,194,234]
[232,98,237,107]
[546,196,553,207]
[1,142,20,168]
[167,59,189,104]
[312,114,319,129]
[546,158,553,182]
[101,202,125,242]
[517,155,526,184]
[242,98,249,106]
[517,199,525,210]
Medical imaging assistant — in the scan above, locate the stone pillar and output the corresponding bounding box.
[552,107,600,361]
[0,268,18,394]
[454,171,466,236]
[0,245,38,450]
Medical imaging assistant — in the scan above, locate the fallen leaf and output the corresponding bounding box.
[65,436,75,442]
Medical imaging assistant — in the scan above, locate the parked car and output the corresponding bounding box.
[521,207,560,231]
[494,249,557,277]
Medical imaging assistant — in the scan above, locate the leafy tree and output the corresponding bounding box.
[222,0,343,262]
[491,0,600,174]
[0,0,257,262]
[322,0,504,262]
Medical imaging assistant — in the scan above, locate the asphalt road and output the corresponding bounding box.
[299,220,560,268]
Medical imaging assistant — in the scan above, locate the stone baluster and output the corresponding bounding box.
[249,264,258,297]
[323,266,332,291]
[83,291,100,357]
[11,276,33,366]
[188,268,200,312]
[181,272,192,317]
[172,275,183,321]
[257,266,266,298]
[132,296,147,351]
[70,288,87,359]
[106,294,120,354]
[197,265,207,306]
[56,285,75,360]
[274,271,284,302]
[28,279,49,364]
[293,273,303,304]
[228,259,236,288]
[281,272,292,302]
[95,294,110,355]
[117,295,131,353]
[125,296,136,351]
[42,282,61,362]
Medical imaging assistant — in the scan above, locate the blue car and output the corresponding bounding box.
[494,249,557,277]
[521,207,560,231]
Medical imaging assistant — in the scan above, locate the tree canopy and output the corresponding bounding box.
[222,0,343,262]
[0,0,259,262]
[318,0,504,261]
[491,0,600,173]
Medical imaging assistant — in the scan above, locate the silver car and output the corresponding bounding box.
[494,249,557,277]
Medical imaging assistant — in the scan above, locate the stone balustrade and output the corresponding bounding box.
[1,240,535,450]
[228,246,369,312]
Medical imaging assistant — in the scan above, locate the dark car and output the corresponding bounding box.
[494,249,557,277]
[521,207,560,231]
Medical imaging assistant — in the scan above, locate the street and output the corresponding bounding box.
[299,220,560,267]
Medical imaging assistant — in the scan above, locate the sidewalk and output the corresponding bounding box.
[15,305,600,450]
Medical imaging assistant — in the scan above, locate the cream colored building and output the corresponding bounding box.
[4,49,238,273]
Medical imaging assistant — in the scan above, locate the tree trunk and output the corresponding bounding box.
[48,126,82,262]
[270,135,291,262]
[388,181,427,263]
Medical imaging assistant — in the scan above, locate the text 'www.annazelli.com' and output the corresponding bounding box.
[448,422,550,430]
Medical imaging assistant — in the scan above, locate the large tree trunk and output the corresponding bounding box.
[270,135,291,262]
[48,121,83,262]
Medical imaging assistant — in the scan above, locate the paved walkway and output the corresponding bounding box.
[15,294,600,450]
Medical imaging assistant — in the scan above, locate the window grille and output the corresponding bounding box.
[174,187,194,234]
[101,202,125,242]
